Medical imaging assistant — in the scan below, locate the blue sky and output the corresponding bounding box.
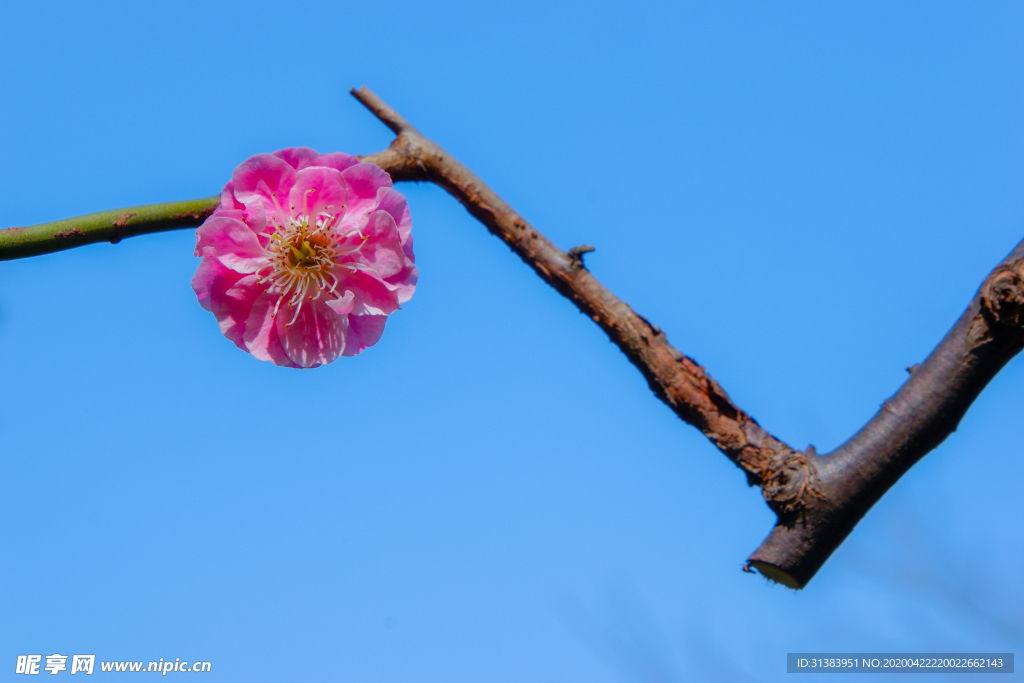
[1,1,1022,681]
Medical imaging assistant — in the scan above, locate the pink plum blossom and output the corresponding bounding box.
[192,147,416,368]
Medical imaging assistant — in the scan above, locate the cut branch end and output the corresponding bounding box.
[747,561,801,589]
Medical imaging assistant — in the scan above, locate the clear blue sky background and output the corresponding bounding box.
[1,1,1022,681]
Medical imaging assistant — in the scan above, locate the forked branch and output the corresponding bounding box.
[350,87,1024,586]
[2,87,1021,587]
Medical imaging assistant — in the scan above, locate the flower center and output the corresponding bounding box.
[286,229,333,269]
[257,212,345,327]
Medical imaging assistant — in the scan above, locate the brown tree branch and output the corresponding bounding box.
[350,86,1024,588]
[747,244,1024,586]
[352,87,800,490]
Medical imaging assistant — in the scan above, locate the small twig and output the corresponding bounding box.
[567,244,595,270]
[0,197,219,260]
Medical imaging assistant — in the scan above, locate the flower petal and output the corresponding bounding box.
[376,187,413,247]
[287,167,349,220]
[215,275,264,350]
[277,299,346,368]
[220,180,245,211]
[272,147,322,171]
[210,207,245,223]
[317,152,360,174]
[325,290,355,316]
[192,252,240,313]
[349,200,417,304]
[272,147,360,175]
[192,260,263,350]
[340,162,393,227]
[385,260,418,305]
[242,197,268,235]
[337,210,405,279]
[342,314,387,357]
[232,153,297,217]
[194,216,268,273]
[243,292,301,368]
[340,267,402,316]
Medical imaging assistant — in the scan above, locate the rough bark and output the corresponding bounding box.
[748,245,1024,586]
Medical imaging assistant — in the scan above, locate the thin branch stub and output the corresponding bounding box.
[567,244,595,269]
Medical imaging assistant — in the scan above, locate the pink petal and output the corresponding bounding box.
[242,197,268,234]
[215,275,264,350]
[317,152,360,173]
[326,290,355,316]
[192,252,240,313]
[276,299,347,368]
[220,180,245,211]
[339,268,402,316]
[232,153,297,216]
[194,216,268,273]
[385,261,419,305]
[271,147,361,174]
[340,162,393,227]
[287,167,349,220]
[192,260,263,350]
[336,206,417,304]
[210,208,246,223]
[337,210,405,279]
[342,314,387,357]
[376,187,413,247]
[243,292,301,368]
[272,147,323,171]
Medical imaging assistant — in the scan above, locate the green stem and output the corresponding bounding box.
[0,196,220,261]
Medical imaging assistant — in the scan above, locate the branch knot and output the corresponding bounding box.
[761,446,821,516]
[981,261,1024,329]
